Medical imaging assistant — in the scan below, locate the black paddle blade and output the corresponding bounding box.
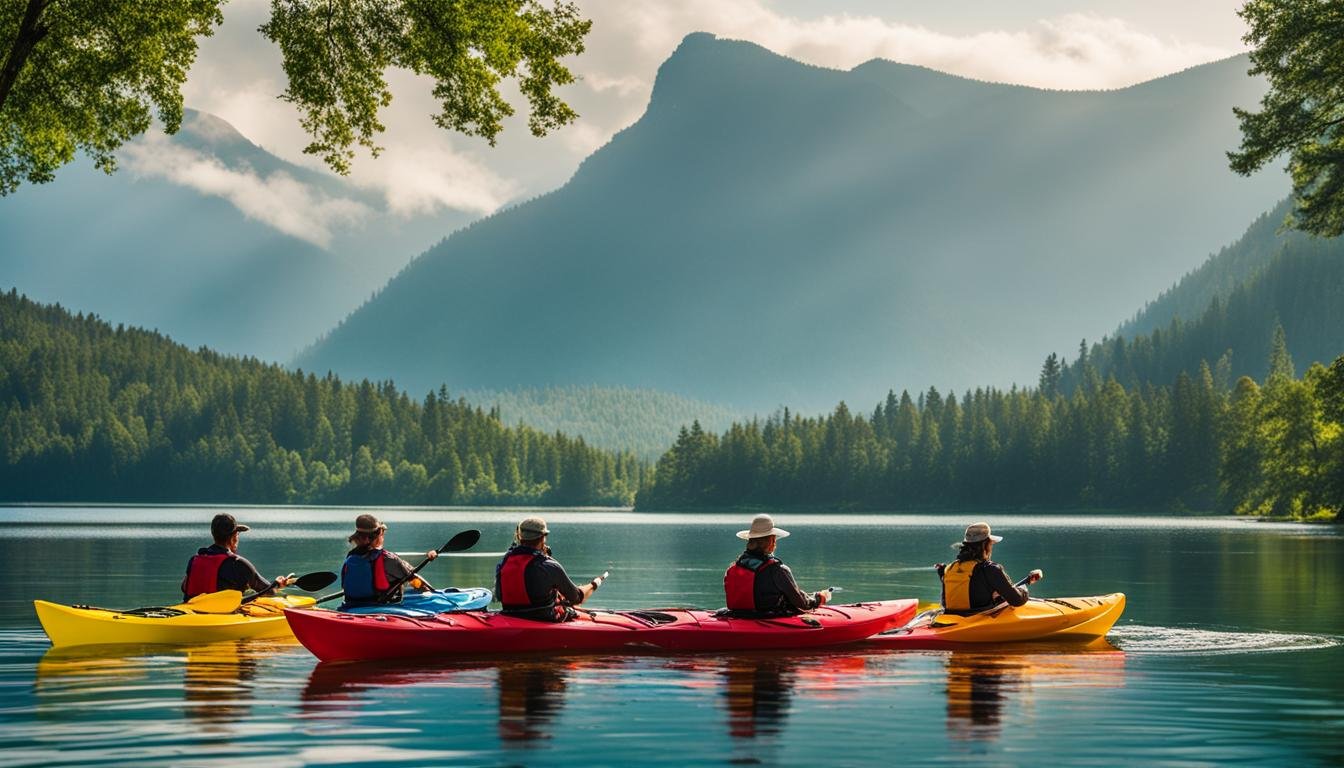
[294,571,338,592]
[441,529,481,553]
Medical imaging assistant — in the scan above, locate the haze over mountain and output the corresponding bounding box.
[0,110,475,362]
[296,35,1283,409]
[1075,196,1344,390]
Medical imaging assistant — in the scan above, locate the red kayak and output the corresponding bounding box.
[285,600,916,662]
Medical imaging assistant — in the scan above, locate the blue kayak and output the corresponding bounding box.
[339,587,492,617]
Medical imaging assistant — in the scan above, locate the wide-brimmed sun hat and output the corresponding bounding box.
[348,513,388,542]
[736,513,790,540]
[952,521,1003,549]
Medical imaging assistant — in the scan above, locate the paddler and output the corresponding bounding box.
[936,522,1041,614]
[723,514,832,615]
[341,514,437,605]
[494,517,598,622]
[182,513,293,599]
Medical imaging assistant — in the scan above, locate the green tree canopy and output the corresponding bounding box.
[0,0,590,194]
[1228,0,1344,237]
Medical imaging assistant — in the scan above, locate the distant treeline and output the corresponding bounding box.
[638,329,1344,521]
[0,290,646,505]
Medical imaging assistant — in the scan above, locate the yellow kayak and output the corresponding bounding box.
[34,594,317,648]
[872,593,1126,647]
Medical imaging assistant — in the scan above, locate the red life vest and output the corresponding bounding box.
[498,547,569,620]
[724,554,780,611]
[499,549,544,608]
[183,551,236,599]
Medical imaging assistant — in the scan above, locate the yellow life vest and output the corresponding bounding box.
[941,560,981,612]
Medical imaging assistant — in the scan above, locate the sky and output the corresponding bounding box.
[165,0,1252,245]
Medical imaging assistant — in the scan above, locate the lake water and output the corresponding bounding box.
[0,507,1340,766]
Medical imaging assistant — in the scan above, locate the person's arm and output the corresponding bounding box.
[985,563,1029,606]
[543,560,592,606]
[773,564,829,612]
[385,552,432,591]
[235,556,286,595]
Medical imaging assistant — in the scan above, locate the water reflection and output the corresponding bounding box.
[721,655,796,740]
[943,641,1126,742]
[497,661,568,743]
[182,642,261,728]
[302,656,581,748]
[34,639,297,736]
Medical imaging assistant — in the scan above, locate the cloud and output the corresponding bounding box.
[359,142,521,217]
[120,135,372,249]
[176,1,1241,218]
[578,3,1238,95]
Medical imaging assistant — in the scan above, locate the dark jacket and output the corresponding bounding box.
[493,545,585,622]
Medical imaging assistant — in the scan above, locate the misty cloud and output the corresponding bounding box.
[120,135,371,249]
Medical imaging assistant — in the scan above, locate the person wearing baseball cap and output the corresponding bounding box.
[182,513,294,600]
[723,514,832,615]
[493,517,600,622]
[936,522,1041,615]
[341,513,439,606]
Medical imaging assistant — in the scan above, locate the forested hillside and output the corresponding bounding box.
[638,334,1344,520]
[464,386,742,460]
[1057,230,1344,393]
[0,291,644,505]
[298,34,1285,410]
[1119,197,1299,338]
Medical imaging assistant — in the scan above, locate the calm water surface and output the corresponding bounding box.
[0,507,1340,766]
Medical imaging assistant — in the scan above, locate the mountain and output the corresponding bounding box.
[297,33,1288,410]
[464,385,743,460]
[0,109,475,362]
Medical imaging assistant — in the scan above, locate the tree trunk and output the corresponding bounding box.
[0,0,48,113]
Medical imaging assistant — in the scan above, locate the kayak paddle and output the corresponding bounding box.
[316,529,482,605]
[240,571,338,604]
[171,589,243,614]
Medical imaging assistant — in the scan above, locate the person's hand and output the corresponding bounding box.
[277,573,295,588]
[1028,569,1043,584]
[425,550,438,561]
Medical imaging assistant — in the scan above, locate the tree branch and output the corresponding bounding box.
[0,0,50,112]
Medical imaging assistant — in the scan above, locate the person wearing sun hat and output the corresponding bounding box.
[182,513,294,600]
[494,516,600,622]
[340,513,438,606]
[723,514,832,615]
[936,522,1041,615]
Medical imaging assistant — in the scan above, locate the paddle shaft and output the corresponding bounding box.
[240,571,337,604]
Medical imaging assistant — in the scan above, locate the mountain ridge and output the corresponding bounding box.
[298,33,1287,410]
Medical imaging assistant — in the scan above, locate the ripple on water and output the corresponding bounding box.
[1109,625,1341,655]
